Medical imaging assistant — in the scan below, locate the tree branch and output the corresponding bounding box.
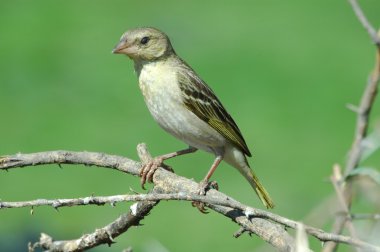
[1,146,379,252]
[343,0,380,179]
[0,150,141,176]
[330,165,359,243]
[323,1,380,251]
[0,147,295,251]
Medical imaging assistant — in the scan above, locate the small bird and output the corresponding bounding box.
[113,27,274,209]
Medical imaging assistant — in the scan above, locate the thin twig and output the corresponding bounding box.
[330,165,360,252]
[348,0,380,46]
[0,193,262,210]
[2,191,379,251]
[351,213,380,221]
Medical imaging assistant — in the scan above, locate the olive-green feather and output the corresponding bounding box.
[176,62,252,157]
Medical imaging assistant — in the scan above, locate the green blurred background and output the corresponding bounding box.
[1,1,380,251]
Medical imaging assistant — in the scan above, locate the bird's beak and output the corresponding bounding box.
[112,40,128,54]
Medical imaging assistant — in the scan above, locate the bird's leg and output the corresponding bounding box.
[198,155,223,195]
[192,155,223,213]
[140,146,197,189]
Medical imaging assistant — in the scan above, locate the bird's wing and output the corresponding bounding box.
[176,63,252,157]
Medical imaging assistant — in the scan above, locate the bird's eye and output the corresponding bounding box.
[140,36,150,45]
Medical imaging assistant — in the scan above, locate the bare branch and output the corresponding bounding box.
[27,146,160,252]
[0,192,367,239]
[0,193,169,210]
[29,198,158,252]
[0,150,141,176]
[351,213,380,220]
[330,165,358,241]
[323,1,380,251]
[344,49,380,177]
[0,145,380,251]
[21,190,370,251]
[0,193,269,211]
[348,0,380,46]
[2,146,379,251]
[139,139,296,252]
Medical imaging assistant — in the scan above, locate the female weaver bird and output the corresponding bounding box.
[113,27,274,209]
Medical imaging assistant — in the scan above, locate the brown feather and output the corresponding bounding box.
[176,60,252,157]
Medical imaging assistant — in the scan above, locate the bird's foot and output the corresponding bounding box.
[209,181,219,191]
[192,180,219,214]
[140,156,173,189]
[197,180,219,195]
[192,201,208,214]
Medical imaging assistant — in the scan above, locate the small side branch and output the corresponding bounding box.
[29,199,158,252]
[348,0,380,46]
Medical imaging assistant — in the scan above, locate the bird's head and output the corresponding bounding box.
[112,27,174,61]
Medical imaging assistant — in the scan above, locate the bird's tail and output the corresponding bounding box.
[239,165,275,209]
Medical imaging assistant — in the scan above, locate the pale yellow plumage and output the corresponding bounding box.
[113,27,274,209]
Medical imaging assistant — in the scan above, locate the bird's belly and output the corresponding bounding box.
[147,94,226,152]
[140,85,225,152]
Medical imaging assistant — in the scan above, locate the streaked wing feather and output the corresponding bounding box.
[176,61,251,157]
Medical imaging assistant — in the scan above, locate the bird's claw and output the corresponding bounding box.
[139,157,174,189]
[192,180,219,214]
[209,181,219,191]
[197,180,219,195]
[140,157,163,189]
[192,201,209,214]
[161,163,174,173]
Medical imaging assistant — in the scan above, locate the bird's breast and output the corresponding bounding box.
[137,62,187,131]
[138,62,181,103]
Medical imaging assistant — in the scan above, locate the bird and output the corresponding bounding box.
[112,27,274,209]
